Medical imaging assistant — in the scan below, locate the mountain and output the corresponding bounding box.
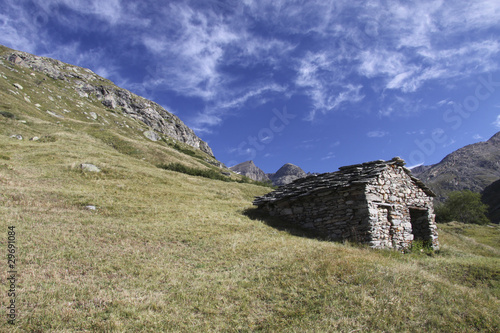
[268,163,307,186]
[230,161,307,186]
[412,132,500,200]
[0,45,213,156]
[229,160,269,182]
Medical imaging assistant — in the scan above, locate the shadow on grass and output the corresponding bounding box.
[243,206,330,242]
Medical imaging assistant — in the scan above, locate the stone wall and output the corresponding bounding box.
[263,183,371,243]
[365,165,439,250]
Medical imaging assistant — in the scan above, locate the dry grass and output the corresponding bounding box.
[0,129,499,332]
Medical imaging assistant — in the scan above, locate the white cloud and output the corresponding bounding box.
[355,1,500,95]
[493,115,500,129]
[140,3,239,100]
[321,152,336,161]
[296,52,364,120]
[367,130,389,138]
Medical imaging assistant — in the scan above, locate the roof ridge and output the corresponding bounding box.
[253,157,434,206]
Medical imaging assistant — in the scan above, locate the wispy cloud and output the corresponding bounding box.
[140,2,239,100]
[367,130,389,138]
[493,115,500,129]
[296,52,364,120]
[321,152,336,161]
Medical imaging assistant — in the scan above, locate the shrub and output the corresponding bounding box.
[158,163,276,188]
[158,163,230,182]
[0,111,16,119]
[435,190,490,224]
[171,143,197,157]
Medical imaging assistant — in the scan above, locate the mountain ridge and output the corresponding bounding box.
[230,161,307,186]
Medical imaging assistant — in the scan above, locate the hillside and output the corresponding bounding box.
[412,132,500,199]
[0,45,214,157]
[0,47,499,332]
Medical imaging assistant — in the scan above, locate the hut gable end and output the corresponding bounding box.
[253,157,439,250]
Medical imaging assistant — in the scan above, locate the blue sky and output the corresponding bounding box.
[1,0,500,173]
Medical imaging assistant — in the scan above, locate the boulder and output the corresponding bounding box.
[80,163,101,172]
[143,130,161,141]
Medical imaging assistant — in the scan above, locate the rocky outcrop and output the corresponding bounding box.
[268,163,307,186]
[229,161,269,182]
[2,47,213,156]
[412,132,500,200]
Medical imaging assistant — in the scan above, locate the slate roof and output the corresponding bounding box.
[253,157,435,206]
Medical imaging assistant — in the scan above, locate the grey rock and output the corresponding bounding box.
[143,130,160,141]
[13,83,23,90]
[46,110,64,119]
[85,205,96,210]
[80,163,101,172]
[10,134,23,140]
[89,112,98,120]
[30,136,40,141]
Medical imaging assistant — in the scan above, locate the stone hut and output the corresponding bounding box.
[253,157,439,250]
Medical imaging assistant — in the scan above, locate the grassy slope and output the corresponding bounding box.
[1,52,499,332]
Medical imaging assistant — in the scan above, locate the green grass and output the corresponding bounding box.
[1,46,499,332]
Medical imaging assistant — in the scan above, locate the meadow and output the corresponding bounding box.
[0,126,498,332]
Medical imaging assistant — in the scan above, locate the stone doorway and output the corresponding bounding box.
[409,208,432,242]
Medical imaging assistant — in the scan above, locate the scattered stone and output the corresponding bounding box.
[85,205,96,210]
[13,83,23,90]
[24,95,31,103]
[143,130,160,141]
[30,137,40,141]
[89,112,98,120]
[48,96,54,101]
[35,103,41,108]
[46,110,64,119]
[80,163,101,172]
[17,120,27,124]
[10,134,23,140]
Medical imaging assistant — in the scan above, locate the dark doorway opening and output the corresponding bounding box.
[409,208,431,241]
